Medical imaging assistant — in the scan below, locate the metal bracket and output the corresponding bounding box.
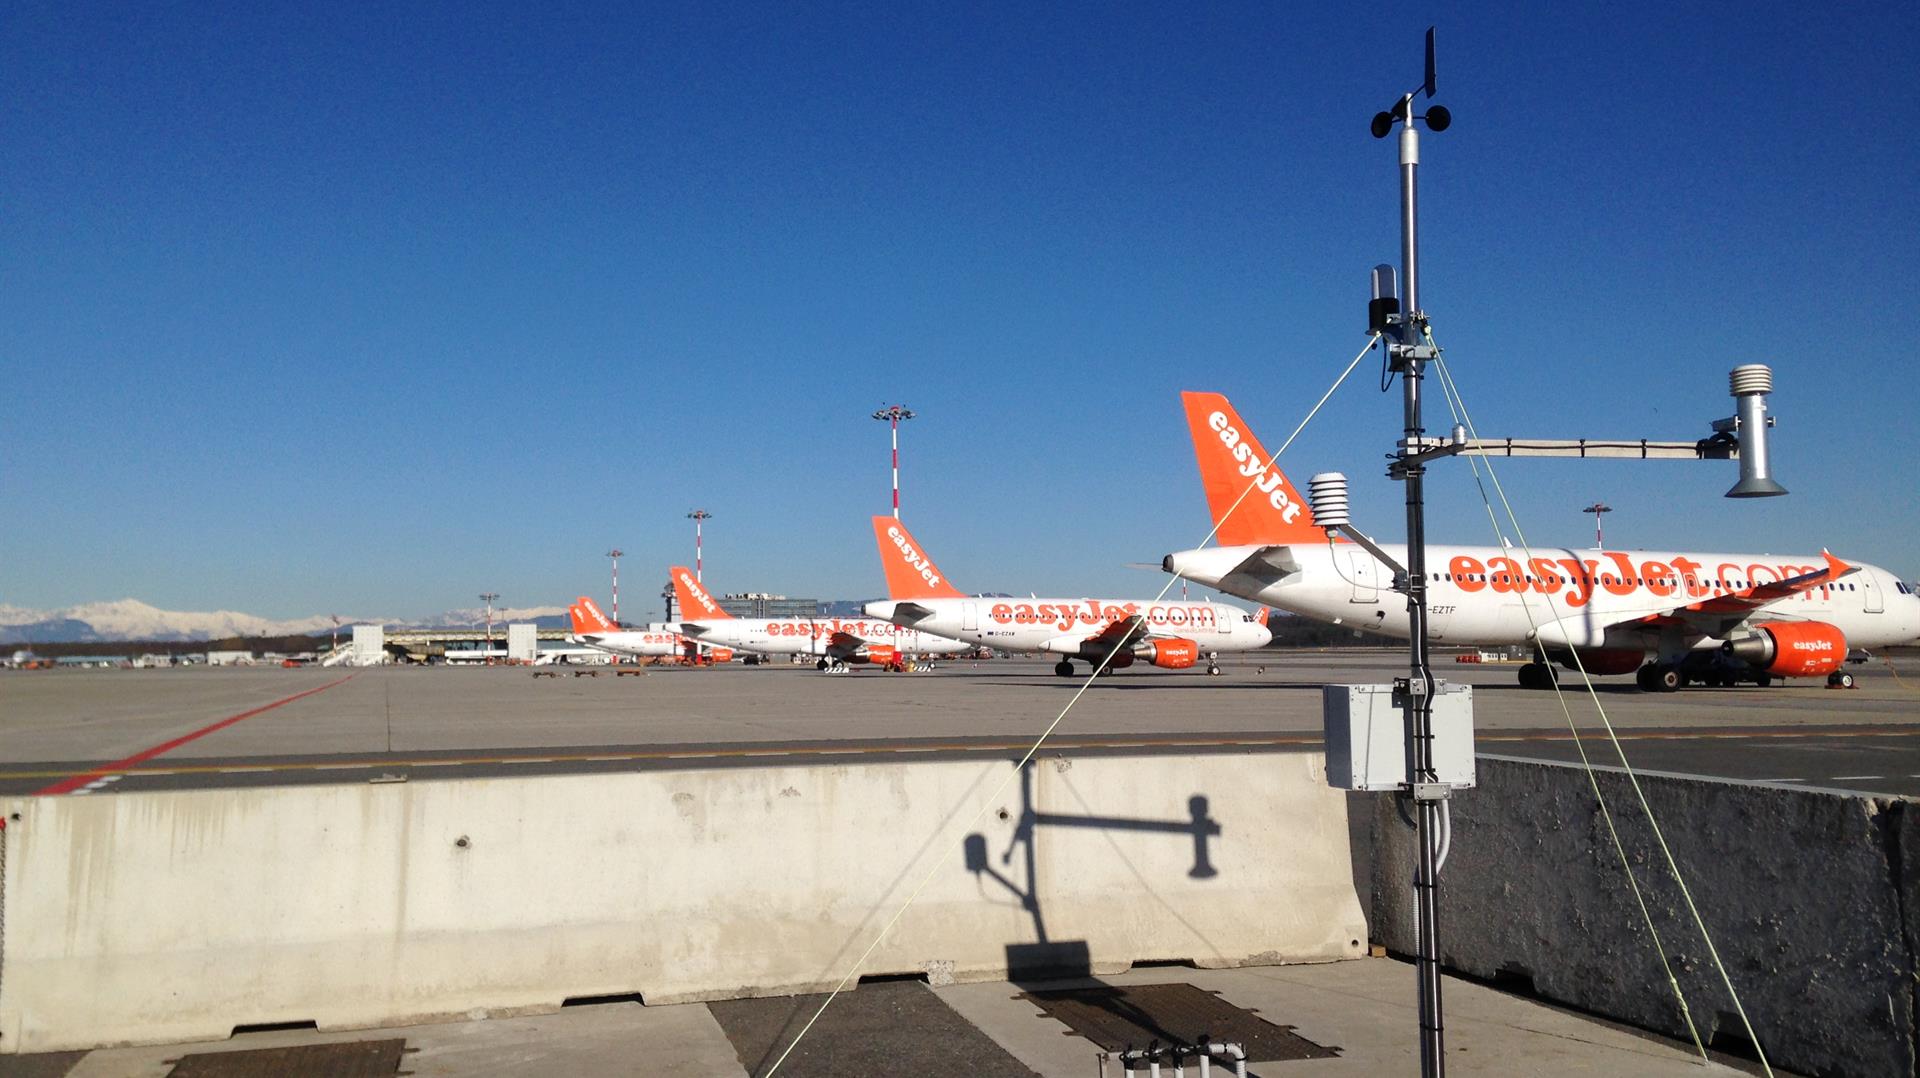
[1409,782,1452,802]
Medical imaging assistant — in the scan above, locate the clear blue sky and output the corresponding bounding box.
[4,3,1915,621]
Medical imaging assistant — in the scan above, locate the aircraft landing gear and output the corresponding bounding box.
[1518,662,1556,690]
[1635,663,1682,693]
[1054,660,1074,677]
[1828,670,1856,689]
[816,658,830,671]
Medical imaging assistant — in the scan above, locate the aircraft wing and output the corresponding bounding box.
[1085,614,1150,649]
[676,622,713,638]
[1625,550,1852,635]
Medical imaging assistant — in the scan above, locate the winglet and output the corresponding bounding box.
[1822,549,1855,581]
[1182,391,1323,545]
[670,566,734,620]
[871,516,966,599]
[577,596,617,631]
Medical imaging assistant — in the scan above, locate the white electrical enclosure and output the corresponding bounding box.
[351,624,386,666]
[1322,683,1475,792]
[506,623,538,663]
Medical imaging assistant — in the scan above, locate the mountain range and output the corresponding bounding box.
[0,599,570,644]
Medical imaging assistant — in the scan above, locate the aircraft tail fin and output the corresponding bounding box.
[670,566,734,620]
[871,516,967,599]
[576,596,617,632]
[1255,606,1272,627]
[1181,391,1324,546]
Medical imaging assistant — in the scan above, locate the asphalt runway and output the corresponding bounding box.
[4,651,1919,798]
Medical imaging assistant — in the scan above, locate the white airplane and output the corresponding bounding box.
[862,516,1273,676]
[567,598,691,659]
[669,566,969,671]
[1162,391,1920,691]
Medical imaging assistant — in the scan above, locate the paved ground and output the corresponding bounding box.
[2,959,1772,1077]
[3,652,1918,796]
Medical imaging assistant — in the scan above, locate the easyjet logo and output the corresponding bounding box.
[582,598,612,628]
[1791,639,1834,652]
[988,600,1221,633]
[886,525,944,589]
[1208,411,1303,523]
[1447,551,1831,609]
[678,571,724,617]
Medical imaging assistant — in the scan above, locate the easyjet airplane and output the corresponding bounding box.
[669,566,969,671]
[863,516,1273,676]
[1162,391,1920,691]
[566,597,689,659]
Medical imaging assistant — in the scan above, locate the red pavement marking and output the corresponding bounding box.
[33,674,358,796]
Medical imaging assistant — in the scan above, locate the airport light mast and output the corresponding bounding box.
[1582,501,1612,547]
[479,592,499,664]
[607,548,624,627]
[687,509,713,582]
[661,581,676,625]
[871,405,916,519]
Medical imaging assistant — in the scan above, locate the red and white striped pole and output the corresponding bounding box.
[872,405,916,519]
[607,548,623,626]
[687,510,712,582]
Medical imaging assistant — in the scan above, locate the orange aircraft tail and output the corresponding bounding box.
[574,596,617,632]
[670,566,734,621]
[1255,606,1272,626]
[871,516,967,600]
[1181,391,1323,546]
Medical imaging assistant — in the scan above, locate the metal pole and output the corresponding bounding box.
[608,549,624,627]
[1395,97,1446,1078]
[890,414,900,519]
[687,510,712,583]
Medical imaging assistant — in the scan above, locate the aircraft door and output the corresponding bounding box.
[963,602,978,631]
[1346,550,1379,603]
[1864,571,1885,614]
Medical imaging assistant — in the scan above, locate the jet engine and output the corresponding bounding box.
[857,644,899,667]
[1722,621,1847,678]
[1138,639,1199,669]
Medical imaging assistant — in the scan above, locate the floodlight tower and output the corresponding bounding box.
[479,592,500,663]
[1582,501,1612,547]
[607,548,625,627]
[872,405,916,519]
[687,510,713,582]
[661,581,676,625]
[1368,27,1451,1078]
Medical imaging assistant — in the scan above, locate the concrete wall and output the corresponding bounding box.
[1371,756,1916,1078]
[0,750,1365,1053]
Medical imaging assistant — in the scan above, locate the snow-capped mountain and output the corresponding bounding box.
[0,600,569,644]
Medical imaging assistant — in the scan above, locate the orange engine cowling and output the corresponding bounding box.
[1141,639,1199,669]
[1724,621,1847,678]
[859,644,899,666]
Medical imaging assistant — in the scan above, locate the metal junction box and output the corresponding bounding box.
[1321,683,1475,792]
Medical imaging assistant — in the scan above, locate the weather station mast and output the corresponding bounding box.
[1366,30,1452,1075]
[1311,29,1790,1078]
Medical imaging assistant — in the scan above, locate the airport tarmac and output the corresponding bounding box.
[3,651,1919,798]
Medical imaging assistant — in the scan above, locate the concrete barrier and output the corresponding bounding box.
[1371,756,1916,1078]
[0,750,1365,1053]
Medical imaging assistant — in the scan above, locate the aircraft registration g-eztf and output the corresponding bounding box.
[669,566,968,671]
[1162,391,1920,692]
[864,516,1272,676]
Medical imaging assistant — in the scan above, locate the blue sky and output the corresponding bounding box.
[3,3,1915,621]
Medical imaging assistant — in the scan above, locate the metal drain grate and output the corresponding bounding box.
[165,1038,408,1077]
[1020,983,1337,1063]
